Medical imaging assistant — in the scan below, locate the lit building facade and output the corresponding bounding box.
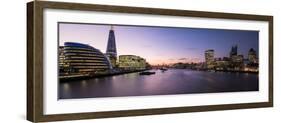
[232,55,244,63]
[205,49,215,69]
[62,42,111,75]
[59,46,68,74]
[248,48,257,63]
[200,45,258,72]
[229,45,244,69]
[106,26,117,68]
[214,58,230,70]
[119,55,146,70]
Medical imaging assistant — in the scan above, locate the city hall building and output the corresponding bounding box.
[59,42,112,75]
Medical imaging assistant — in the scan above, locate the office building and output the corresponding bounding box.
[62,42,111,75]
[248,48,257,63]
[205,49,215,69]
[119,55,146,70]
[229,45,238,58]
[106,26,117,68]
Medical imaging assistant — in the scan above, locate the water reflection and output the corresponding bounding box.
[59,69,258,99]
[81,80,87,87]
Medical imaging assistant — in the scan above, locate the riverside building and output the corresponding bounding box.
[118,55,147,70]
[61,42,112,75]
[205,49,215,69]
[248,48,258,63]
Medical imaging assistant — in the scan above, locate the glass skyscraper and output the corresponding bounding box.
[230,45,238,57]
[106,26,117,68]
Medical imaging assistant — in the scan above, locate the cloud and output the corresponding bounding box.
[178,58,187,60]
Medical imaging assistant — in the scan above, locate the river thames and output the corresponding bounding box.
[59,69,258,99]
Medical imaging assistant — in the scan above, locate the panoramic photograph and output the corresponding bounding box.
[58,22,259,99]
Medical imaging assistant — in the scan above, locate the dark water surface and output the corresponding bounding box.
[59,69,258,99]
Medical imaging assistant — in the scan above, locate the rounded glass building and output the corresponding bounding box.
[62,42,112,75]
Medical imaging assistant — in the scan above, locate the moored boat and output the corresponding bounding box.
[139,71,156,75]
[160,68,168,72]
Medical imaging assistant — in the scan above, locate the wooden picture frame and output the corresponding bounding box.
[27,1,273,122]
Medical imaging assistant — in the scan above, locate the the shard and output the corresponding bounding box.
[106,25,117,68]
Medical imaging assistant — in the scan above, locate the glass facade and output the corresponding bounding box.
[61,42,111,75]
[106,26,117,68]
[229,45,238,57]
[248,48,257,63]
[205,49,215,69]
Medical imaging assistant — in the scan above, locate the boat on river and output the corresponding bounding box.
[139,71,156,75]
[160,68,168,72]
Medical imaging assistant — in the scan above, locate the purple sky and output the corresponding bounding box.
[59,23,259,65]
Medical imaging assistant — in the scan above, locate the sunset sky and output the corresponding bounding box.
[59,23,259,65]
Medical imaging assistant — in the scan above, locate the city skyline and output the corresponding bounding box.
[59,23,259,65]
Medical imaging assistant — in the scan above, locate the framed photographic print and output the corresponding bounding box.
[27,1,273,122]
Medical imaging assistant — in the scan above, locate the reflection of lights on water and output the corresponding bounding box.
[63,83,70,91]
[123,73,137,79]
[82,80,87,87]
[94,78,100,83]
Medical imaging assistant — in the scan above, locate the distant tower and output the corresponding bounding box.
[230,45,238,58]
[205,49,215,69]
[106,25,117,68]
